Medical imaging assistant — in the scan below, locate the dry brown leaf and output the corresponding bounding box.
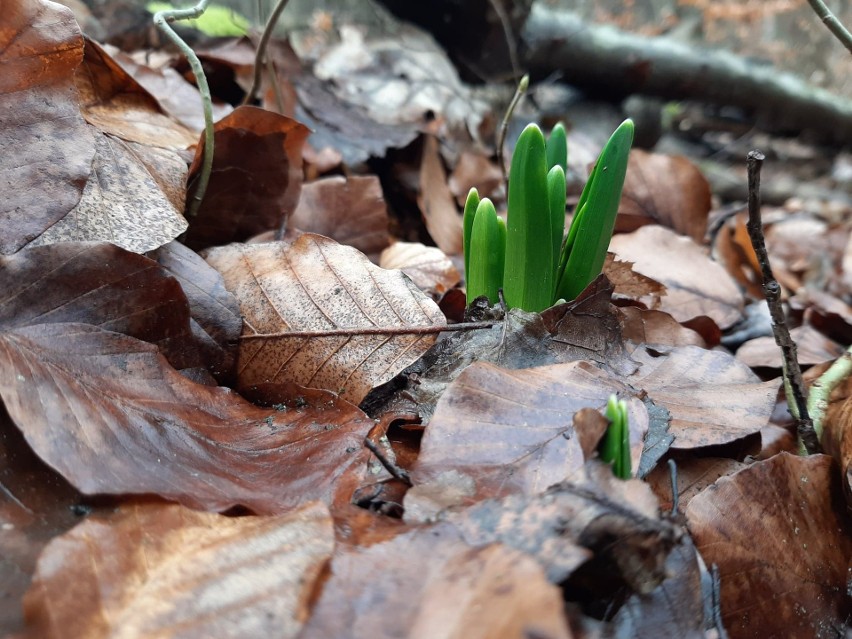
[686,454,852,638]
[24,132,188,253]
[300,522,571,639]
[0,324,371,512]
[106,45,233,133]
[289,175,391,259]
[620,307,707,349]
[617,150,712,243]
[184,106,310,250]
[408,361,648,507]
[206,235,445,404]
[379,241,461,296]
[443,463,680,594]
[736,325,845,369]
[0,242,202,371]
[630,346,776,450]
[448,150,503,203]
[645,457,746,514]
[603,253,667,301]
[610,225,744,329]
[417,135,464,255]
[0,411,90,637]
[76,39,197,150]
[149,241,242,382]
[1,0,95,255]
[22,501,334,639]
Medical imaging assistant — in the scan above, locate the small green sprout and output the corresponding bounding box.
[464,120,634,310]
[600,394,631,479]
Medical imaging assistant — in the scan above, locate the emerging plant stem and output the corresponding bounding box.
[497,74,529,195]
[805,0,852,55]
[153,0,214,218]
[745,151,819,454]
[242,0,293,106]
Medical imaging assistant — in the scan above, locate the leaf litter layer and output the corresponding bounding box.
[3,0,852,636]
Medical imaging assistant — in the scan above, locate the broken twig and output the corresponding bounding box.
[239,320,498,341]
[745,151,819,454]
[242,0,292,106]
[497,74,529,194]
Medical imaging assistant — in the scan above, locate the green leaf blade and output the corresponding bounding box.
[555,119,634,302]
[467,199,504,305]
[503,124,553,312]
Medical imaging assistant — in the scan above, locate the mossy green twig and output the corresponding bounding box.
[153,0,214,218]
[808,345,852,441]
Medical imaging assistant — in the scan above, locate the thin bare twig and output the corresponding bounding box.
[497,74,529,194]
[745,151,819,454]
[239,320,498,341]
[487,0,521,79]
[242,0,292,105]
[153,0,214,218]
[667,458,679,515]
[805,0,852,55]
[364,436,412,486]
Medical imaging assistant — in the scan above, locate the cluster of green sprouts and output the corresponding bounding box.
[464,119,634,311]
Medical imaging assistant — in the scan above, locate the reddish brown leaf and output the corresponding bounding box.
[379,241,461,297]
[417,135,464,255]
[300,522,571,639]
[1,0,95,255]
[409,361,648,506]
[289,175,391,259]
[0,242,202,371]
[617,150,712,243]
[645,457,746,514]
[603,253,667,301]
[630,346,776,450]
[149,241,241,381]
[0,324,371,513]
[0,411,91,636]
[76,39,197,149]
[206,235,445,404]
[184,106,309,250]
[107,45,233,133]
[22,501,334,639]
[686,454,852,638]
[610,225,744,329]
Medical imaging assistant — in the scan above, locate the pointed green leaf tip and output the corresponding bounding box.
[462,187,480,284]
[546,122,568,172]
[555,119,634,302]
[466,199,504,305]
[503,123,553,313]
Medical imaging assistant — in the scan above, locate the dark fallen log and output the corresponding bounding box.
[521,4,852,145]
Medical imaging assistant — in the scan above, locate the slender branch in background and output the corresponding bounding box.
[667,459,679,515]
[808,346,852,440]
[487,0,521,79]
[242,0,292,106]
[497,74,529,195]
[239,320,499,341]
[744,151,819,454]
[153,1,214,218]
[805,0,852,55]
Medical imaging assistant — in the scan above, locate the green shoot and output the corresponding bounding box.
[600,394,631,479]
[463,188,481,285]
[466,199,505,304]
[546,122,568,172]
[503,123,554,313]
